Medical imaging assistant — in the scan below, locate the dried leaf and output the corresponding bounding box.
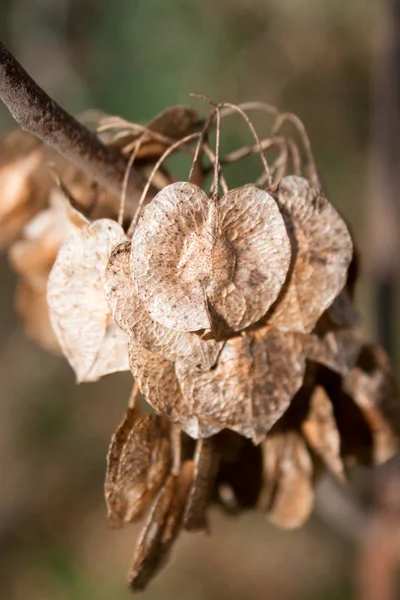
[301,385,345,480]
[343,345,400,463]
[105,242,223,369]
[268,176,353,333]
[131,182,291,333]
[0,130,50,248]
[183,438,219,531]
[47,219,129,382]
[105,409,171,527]
[259,432,314,529]
[128,462,193,591]
[175,327,307,443]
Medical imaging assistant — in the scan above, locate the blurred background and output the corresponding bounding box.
[0,0,400,598]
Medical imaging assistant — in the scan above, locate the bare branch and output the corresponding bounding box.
[0,41,144,199]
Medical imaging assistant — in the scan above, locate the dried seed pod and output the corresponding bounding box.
[259,432,314,529]
[268,176,353,333]
[301,385,345,480]
[0,129,50,248]
[343,345,400,464]
[105,242,223,369]
[105,408,171,528]
[131,182,291,334]
[303,327,362,375]
[47,219,129,382]
[175,327,307,443]
[183,438,219,531]
[128,462,194,591]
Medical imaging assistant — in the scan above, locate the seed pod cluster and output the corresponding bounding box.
[1,100,399,592]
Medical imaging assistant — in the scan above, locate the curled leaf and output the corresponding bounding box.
[105,241,223,369]
[269,176,353,333]
[175,327,307,443]
[259,432,314,529]
[131,182,291,333]
[47,219,129,382]
[105,409,171,528]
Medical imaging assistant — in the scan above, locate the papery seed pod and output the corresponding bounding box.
[47,219,129,382]
[301,385,345,480]
[105,408,171,528]
[303,327,362,375]
[183,438,219,531]
[259,431,314,529]
[128,462,194,591]
[131,181,291,334]
[343,345,400,464]
[0,129,50,248]
[268,176,353,334]
[105,242,223,369]
[174,326,307,443]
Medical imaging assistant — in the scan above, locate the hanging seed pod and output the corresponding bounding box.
[301,385,345,480]
[105,408,171,528]
[105,241,223,369]
[47,219,129,382]
[0,129,50,248]
[303,327,362,375]
[174,326,307,443]
[259,431,314,529]
[130,181,291,334]
[268,176,353,334]
[128,462,194,591]
[183,438,219,531]
[343,345,400,464]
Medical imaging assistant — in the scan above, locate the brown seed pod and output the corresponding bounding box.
[105,241,223,369]
[130,181,291,334]
[301,385,345,480]
[183,438,219,531]
[105,408,171,528]
[303,327,362,375]
[343,345,400,464]
[268,176,353,333]
[128,462,194,591]
[174,327,307,443]
[47,219,129,382]
[0,129,50,248]
[259,431,314,529]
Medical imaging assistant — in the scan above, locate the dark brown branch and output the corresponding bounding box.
[0,41,144,199]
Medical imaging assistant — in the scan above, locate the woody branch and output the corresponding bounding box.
[0,41,144,199]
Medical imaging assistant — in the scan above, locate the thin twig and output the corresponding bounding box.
[0,42,144,200]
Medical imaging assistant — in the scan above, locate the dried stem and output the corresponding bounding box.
[0,42,144,200]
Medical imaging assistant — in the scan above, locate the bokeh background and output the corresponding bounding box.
[1,1,400,599]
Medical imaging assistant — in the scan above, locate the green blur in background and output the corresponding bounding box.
[0,1,397,599]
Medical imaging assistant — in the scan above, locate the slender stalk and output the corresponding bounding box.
[0,41,144,199]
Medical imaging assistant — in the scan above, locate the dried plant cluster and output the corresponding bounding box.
[1,99,400,592]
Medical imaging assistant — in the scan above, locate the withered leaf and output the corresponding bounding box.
[47,219,129,382]
[128,462,194,591]
[0,129,50,248]
[301,385,345,480]
[259,432,314,529]
[343,345,400,464]
[269,176,353,333]
[105,409,171,528]
[175,327,307,443]
[183,438,219,531]
[105,242,223,369]
[131,182,291,333]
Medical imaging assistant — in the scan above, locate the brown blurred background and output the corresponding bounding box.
[1,1,400,598]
